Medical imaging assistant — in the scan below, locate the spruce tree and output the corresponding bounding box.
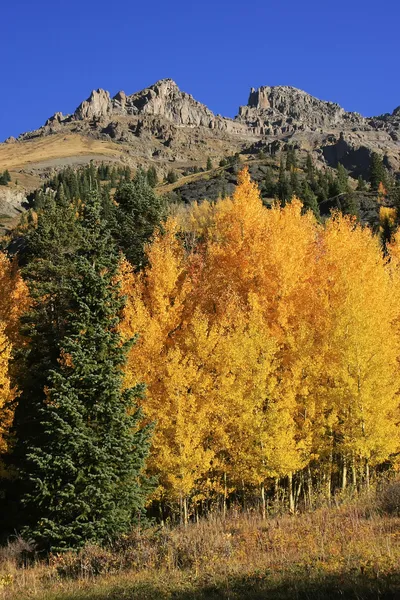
[357,175,367,191]
[369,152,387,191]
[146,166,158,188]
[114,170,166,268]
[306,153,314,180]
[206,156,213,170]
[277,157,291,204]
[301,182,320,219]
[12,191,152,551]
[335,163,350,195]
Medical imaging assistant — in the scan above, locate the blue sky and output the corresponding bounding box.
[1,0,399,140]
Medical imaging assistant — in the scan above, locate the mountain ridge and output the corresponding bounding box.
[1,79,400,185]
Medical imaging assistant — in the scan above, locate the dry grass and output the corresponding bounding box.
[0,492,399,599]
[0,134,127,171]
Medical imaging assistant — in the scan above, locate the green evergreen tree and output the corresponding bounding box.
[206,156,213,170]
[336,163,350,195]
[356,175,367,191]
[369,152,388,191]
[290,169,300,197]
[166,170,178,184]
[301,182,320,219]
[11,192,152,551]
[277,157,291,204]
[146,166,158,188]
[340,190,359,218]
[286,147,297,171]
[263,167,276,197]
[114,169,166,268]
[306,153,314,180]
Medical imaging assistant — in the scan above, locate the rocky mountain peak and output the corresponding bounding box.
[237,84,368,134]
[74,89,112,121]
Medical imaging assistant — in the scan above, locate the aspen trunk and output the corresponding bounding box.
[288,472,295,513]
[183,496,188,526]
[352,456,357,489]
[261,482,266,520]
[307,466,313,509]
[327,451,333,503]
[223,471,227,519]
[342,457,347,491]
[274,478,279,505]
[365,459,370,491]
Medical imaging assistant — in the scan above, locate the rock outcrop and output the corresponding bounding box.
[6,79,400,179]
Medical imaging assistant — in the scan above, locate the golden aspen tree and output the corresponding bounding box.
[319,214,400,487]
[120,222,217,516]
[0,252,29,467]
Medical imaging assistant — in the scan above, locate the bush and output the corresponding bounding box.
[50,545,121,579]
[377,479,400,516]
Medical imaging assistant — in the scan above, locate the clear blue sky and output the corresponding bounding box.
[1,0,399,141]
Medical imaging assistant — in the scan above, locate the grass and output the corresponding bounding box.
[0,491,400,599]
[0,134,127,171]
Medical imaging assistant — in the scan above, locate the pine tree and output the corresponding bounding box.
[166,170,178,184]
[340,190,359,218]
[301,182,320,219]
[206,157,213,171]
[369,152,388,191]
[277,157,291,204]
[12,192,152,551]
[306,153,314,180]
[286,147,297,171]
[336,163,350,195]
[356,175,367,191]
[290,169,300,197]
[263,167,276,198]
[114,170,166,268]
[146,166,158,188]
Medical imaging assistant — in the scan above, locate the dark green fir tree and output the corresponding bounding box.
[369,152,388,191]
[301,182,320,219]
[11,191,152,551]
[114,169,166,268]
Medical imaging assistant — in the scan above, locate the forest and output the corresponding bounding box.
[0,156,400,563]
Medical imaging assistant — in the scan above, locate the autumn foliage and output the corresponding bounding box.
[0,253,29,464]
[119,168,400,516]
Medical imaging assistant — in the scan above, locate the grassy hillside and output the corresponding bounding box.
[0,134,127,172]
[0,487,400,600]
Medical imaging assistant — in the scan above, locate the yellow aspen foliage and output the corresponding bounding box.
[0,252,29,345]
[319,214,399,468]
[0,251,29,465]
[377,181,387,202]
[379,206,397,229]
[120,169,400,509]
[0,324,13,458]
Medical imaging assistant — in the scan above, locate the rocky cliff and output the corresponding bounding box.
[4,79,400,179]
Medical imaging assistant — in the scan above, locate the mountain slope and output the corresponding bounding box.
[1,79,400,187]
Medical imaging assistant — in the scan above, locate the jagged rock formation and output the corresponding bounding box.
[237,85,370,134]
[4,79,400,180]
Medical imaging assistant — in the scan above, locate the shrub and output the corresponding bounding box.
[377,479,400,516]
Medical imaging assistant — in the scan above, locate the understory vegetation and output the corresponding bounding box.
[0,484,400,599]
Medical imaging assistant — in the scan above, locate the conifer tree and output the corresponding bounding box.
[369,152,388,191]
[11,192,152,551]
[301,182,320,219]
[146,166,158,188]
[114,169,166,268]
[357,175,367,191]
